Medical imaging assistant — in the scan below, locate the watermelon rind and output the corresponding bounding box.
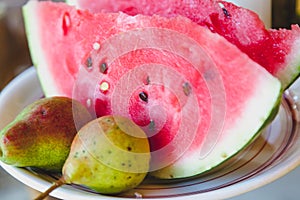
[275,30,300,89]
[22,1,282,179]
[22,2,61,97]
[150,84,282,179]
[151,92,282,179]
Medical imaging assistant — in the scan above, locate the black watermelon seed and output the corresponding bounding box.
[139,91,148,102]
[86,57,93,69]
[100,62,108,73]
[183,82,192,96]
[222,8,231,18]
[144,76,150,85]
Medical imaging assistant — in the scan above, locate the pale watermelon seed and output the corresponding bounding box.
[100,81,110,92]
[218,2,225,9]
[86,98,92,108]
[93,42,101,50]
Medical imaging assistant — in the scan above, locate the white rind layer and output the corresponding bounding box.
[23,1,62,97]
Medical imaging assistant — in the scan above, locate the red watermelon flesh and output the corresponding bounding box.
[68,0,300,89]
[23,1,281,178]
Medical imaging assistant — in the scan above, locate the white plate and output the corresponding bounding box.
[0,67,300,200]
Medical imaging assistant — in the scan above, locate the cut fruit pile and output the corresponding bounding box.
[23,0,283,180]
[68,0,300,89]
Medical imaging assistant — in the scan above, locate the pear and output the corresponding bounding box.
[35,115,150,200]
[0,96,93,171]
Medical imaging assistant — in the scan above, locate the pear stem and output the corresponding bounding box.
[34,177,66,200]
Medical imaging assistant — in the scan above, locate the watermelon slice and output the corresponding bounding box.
[67,0,300,89]
[23,1,281,179]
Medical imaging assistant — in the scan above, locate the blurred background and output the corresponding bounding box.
[0,0,31,90]
[0,0,300,200]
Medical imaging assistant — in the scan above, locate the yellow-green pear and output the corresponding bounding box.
[35,115,150,200]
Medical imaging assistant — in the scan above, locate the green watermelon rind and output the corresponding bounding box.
[220,92,282,170]
[276,37,300,89]
[214,95,282,174]
[278,66,300,90]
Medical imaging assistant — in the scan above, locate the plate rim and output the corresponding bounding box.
[0,67,300,200]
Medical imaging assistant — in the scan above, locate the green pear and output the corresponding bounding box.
[35,115,150,200]
[0,96,93,171]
